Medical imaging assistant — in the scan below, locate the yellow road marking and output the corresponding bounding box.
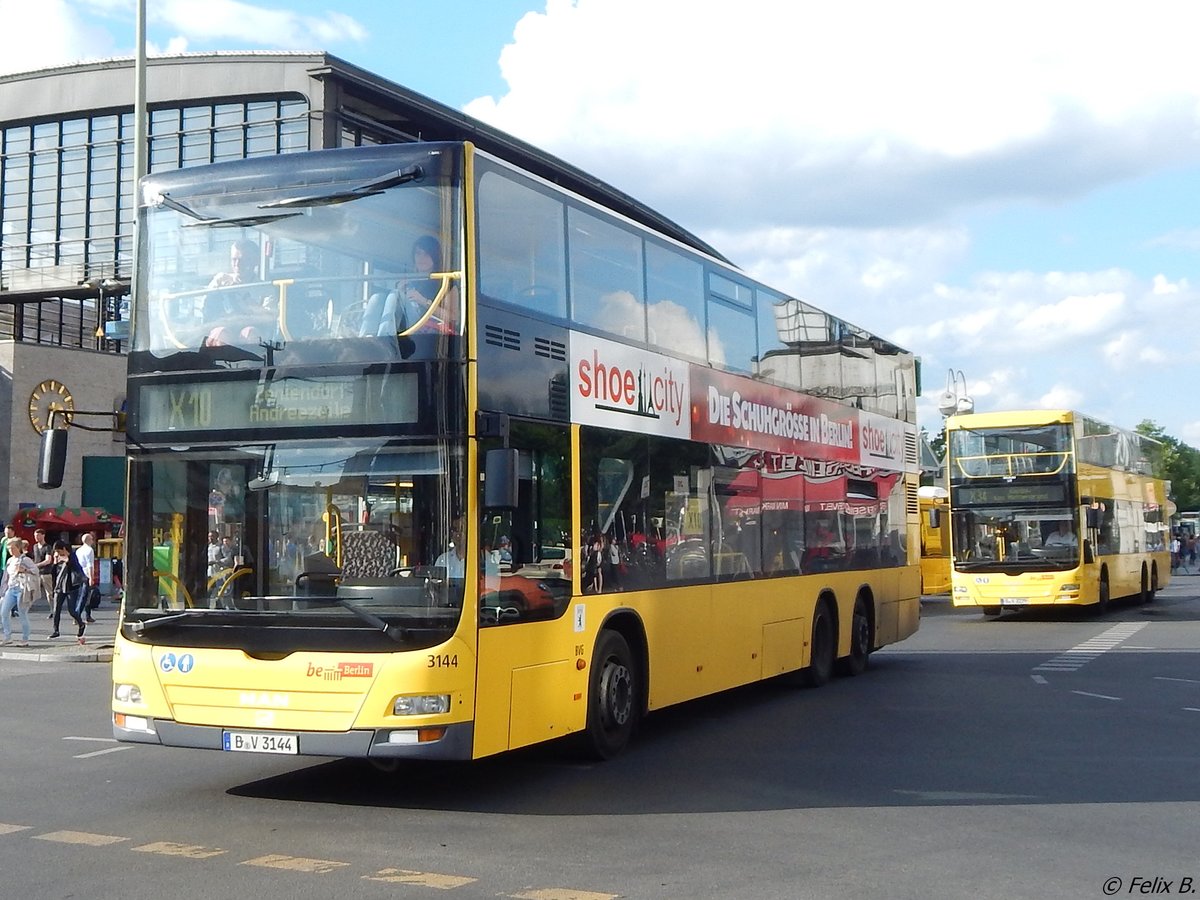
[509,891,619,900]
[242,854,350,874]
[364,868,477,889]
[133,841,227,860]
[35,830,129,846]
[0,824,32,835]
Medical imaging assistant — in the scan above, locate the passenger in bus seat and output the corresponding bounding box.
[360,236,455,337]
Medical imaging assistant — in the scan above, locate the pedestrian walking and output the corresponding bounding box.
[1,536,39,646]
[48,540,88,644]
[31,528,54,616]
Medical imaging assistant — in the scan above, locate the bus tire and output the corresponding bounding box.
[982,606,1001,617]
[1139,565,1150,605]
[805,600,836,687]
[1094,571,1110,615]
[583,630,638,760]
[1149,563,1159,602]
[836,597,871,677]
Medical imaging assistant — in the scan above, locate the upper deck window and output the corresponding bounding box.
[477,170,567,320]
[568,206,645,340]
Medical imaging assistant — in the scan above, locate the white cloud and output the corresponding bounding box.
[0,0,117,74]
[154,0,366,47]
[467,0,1200,233]
[0,0,367,74]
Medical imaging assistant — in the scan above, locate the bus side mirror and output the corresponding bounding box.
[928,508,941,530]
[38,428,69,489]
[1083,539,1094,565]
[1086,507,1103,529]
[484,449,519,509]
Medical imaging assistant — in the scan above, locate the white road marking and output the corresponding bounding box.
[1031,674,1048,684]
[1072,690,1121,701]
[1033,622,1147,674]
[73,746,131,759]
[63,736,118,743]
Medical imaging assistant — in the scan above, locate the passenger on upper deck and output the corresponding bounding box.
[201,238,278,347]
[360,235,456,337]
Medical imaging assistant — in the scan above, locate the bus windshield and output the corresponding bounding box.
[134,144,464,370]
[951,506,1080,571]
[122,437,467,652]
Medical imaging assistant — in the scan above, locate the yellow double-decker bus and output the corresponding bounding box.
[946,410,1169,616]
[105,135,921,762]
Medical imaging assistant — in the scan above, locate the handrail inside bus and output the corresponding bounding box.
[325,501,343,569]
[396,271,461,338]
[953,450,1072,479]
[152,570,195,610]
[152,270,460,347]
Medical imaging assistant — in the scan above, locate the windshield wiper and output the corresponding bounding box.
[309,596,408,644]
[182,212,302,228]
[131,609,225,634]
[149,191,302,228]
[259,164,424,210]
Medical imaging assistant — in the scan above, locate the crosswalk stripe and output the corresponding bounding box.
[35,830,129,846]
[242,854,350,874]
[364,868,477,889]
[133,841,227,860]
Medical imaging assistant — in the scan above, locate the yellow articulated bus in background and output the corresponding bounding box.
[918,486,950,594]
[945,410,1170,616]
[97,135,922,764]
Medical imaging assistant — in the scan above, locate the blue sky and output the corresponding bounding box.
[6,0,1199,447]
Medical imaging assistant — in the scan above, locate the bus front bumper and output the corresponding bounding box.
[113,716,474,760]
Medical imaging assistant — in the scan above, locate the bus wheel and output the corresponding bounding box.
[1095,573,1110,615]
[805,601,836,687]
[1149,563,1159,602]
[836,598,871,677]
[584,630,638,759]
[982,606,1001,617]
[1139,566,1150,605]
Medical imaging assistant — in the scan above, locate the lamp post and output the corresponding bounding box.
[936,368,974,418]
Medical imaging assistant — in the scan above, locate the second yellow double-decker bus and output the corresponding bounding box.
[946,409,1170,615]
[108,135,922,762]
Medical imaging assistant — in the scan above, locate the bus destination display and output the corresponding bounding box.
[137,373,418,434]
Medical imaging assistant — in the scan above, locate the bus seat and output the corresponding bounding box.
[341,529,397,579]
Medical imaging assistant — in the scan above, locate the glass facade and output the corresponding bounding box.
[1,96,308,343]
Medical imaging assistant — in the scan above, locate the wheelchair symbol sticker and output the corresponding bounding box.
[158,653,195,674]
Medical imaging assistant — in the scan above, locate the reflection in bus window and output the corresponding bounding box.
[568,207,645,340]
[646,242,705,359]
[477,169,567,319]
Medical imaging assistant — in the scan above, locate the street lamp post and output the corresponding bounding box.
[937,368,974,418]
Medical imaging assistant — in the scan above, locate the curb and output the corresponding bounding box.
[0,643,114,663]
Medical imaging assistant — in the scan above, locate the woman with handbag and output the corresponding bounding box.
[1,536,39,646]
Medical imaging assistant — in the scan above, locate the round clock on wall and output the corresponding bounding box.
[28,378,75,434]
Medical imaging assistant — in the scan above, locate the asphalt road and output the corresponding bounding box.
[2,576,1199,899]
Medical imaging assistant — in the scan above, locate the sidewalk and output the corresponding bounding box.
[0,596,119,663]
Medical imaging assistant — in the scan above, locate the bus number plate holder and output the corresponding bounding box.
[1000,597,1029,606]
[222,731,298,754]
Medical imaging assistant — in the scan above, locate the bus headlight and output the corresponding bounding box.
[1059,584,1079,592]
[392,694,450,716]
[953,585,968,594]
[114,683,143,704]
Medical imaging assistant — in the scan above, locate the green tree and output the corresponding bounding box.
[1136,420,1200,512]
